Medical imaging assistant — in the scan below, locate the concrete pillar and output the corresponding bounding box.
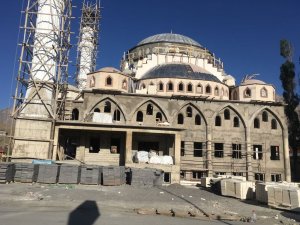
[52,127,59,160]
[283,131,291,182]
[174,132,181,165]
[206,127,213,177]
[125,130,133,163]
[246,128,253,181]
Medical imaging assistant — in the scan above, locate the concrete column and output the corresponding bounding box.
[52,127,59,160]
[283,131,291,182]
[174,132,181,165]
[206,127,213,177]
[125,130,133,163]
[246,128,253,181]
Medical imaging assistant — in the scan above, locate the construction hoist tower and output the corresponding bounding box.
[76,0,101,90]
[11,0,72,160]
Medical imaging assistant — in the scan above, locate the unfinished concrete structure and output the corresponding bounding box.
[11,1,291,184]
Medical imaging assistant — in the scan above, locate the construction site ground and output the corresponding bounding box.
[0,183,299,225]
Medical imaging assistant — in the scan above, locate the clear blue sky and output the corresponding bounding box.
[0,0,299,110]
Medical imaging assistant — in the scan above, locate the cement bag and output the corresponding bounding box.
[161,156,173,165]
[134,151,149,163]
[149,155,162,164]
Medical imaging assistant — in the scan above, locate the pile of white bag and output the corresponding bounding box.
[133,151,173,165]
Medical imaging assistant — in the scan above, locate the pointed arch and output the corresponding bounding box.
[211,104,246,129]
[172,102,208,126]
[261,87,268,98]
[214,86,219,96]
[178,82,184,92]
[71,108,79,120]
[205,84,211,94]
[131,99,169,122]
[244,87,251,97]
[167,81,174,91]
[187,83,193,92]
[177,113,184,124]
[158,81,164,91]
[89,97,127,122]
[196,83,203,94]
[249,106,287,131]
[106,76,112,86]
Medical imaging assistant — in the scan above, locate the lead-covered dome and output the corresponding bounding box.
[140,63,221,82]
[137,33,202,48]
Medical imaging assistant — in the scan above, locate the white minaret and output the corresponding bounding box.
[76,0,100,91]
[22,0,65,118]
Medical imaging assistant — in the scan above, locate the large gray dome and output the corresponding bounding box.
[140,63,221,83]
[137,33,202,48]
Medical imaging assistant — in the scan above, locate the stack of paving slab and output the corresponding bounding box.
[80,165,102,185]
[14,163,39,183]
[0,163,15,183]
[201,175,246,188]
[102,166,125,186]
[220,178,255,200]
[58,164,81,184]
[264,182,300,212]
[130,168,164,187]
[37,164,60,184]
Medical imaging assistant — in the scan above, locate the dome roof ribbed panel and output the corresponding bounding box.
[137,33,202,48]
[140,63,221,83]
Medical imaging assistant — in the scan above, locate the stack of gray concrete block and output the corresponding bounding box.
[266,183,300,212]
[0,163,15,183]
[220,179,255,200]
[102,166,125,186]
[80,165,102,185]
[14,163,39,183]
[37,164,60,184]
[130,168,164,187]
[58,164,81,184]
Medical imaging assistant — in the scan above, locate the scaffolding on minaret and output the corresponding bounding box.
[10,0,72,160]
[76,0,101,91]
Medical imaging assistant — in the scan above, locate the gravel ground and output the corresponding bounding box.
[0,183,299,225]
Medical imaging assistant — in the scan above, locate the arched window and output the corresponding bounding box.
[215,116,221,126]
[90,76,95,87]
[136,111,143,122]
[187,83,193,92]
[71,108,79,120]
[178,82,184,91]
[106,76,112,86]
[205,85,211,94]
[261,87,268,98]
[94,108,100,113]
[262,111,268,122]
[186,106,193,117]
[141,83,146,89]
[196,84,203,93]
[177,114,184,124]
[244,88,251,97]
[224,109,230,120]
[122,79,127,90]
[146,104,153,115]
[271,119,277,129]
[233,91,238,100]
[156,112,162,122]
[233,117,239,127]
[195,114,201,125]
[214,87,219,96]
[113,109,121,121]
[167,81,173,91]
[150,82,154,86]
[254,118,260,128]
[104,101,111,113]
[158,82,164,91]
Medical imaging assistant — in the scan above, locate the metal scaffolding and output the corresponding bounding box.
[76,0,101,90]
[12,0,72,121]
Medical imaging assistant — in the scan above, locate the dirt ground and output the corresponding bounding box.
[0,183,299,225]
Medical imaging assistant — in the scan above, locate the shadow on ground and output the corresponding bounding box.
[67,200,100,225]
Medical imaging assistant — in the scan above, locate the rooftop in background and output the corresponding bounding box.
[136,33,202,48]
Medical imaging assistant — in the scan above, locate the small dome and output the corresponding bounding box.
[241,79,266,85]
[140,63,221,82]
[97,67,121,73]
[137,33,202,48]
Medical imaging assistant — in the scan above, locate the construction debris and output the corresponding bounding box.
[0,163,14,183]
